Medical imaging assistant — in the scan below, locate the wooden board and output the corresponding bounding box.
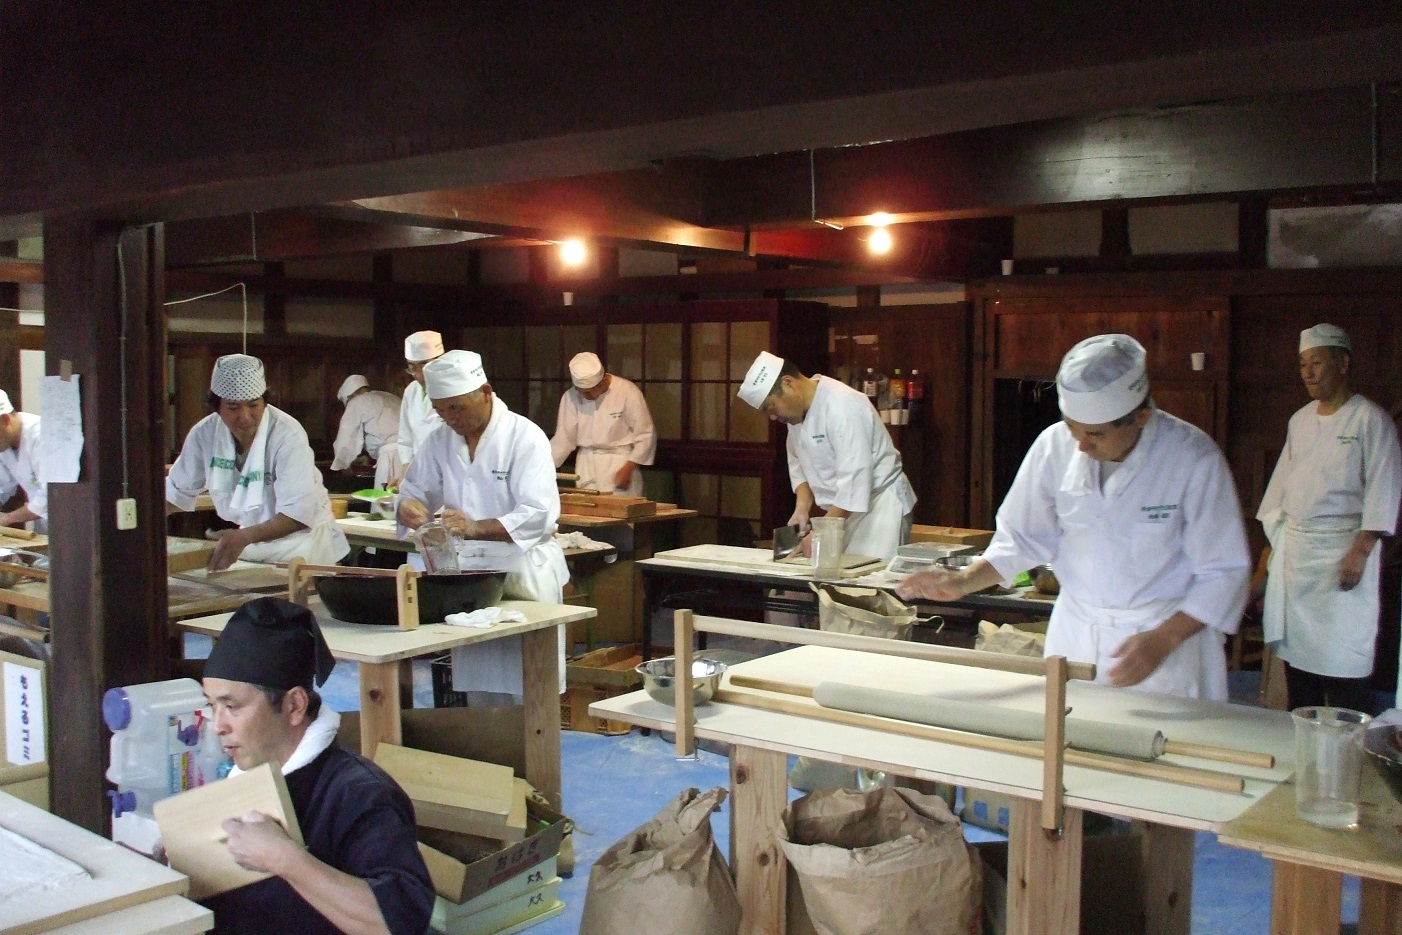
[558,493,657,519]
[42,896,212,935]
[165,537,217,575]
[171,562,290,593]
[656,544,882,575]
[153,763,303,901]
[373,743,521,843]
[0,791,188,935]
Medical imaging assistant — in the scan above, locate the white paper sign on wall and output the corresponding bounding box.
[4,661,46,765]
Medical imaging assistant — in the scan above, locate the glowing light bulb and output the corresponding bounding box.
[867,212,893,227]
[868,228,893,254]
[560,239,587,266]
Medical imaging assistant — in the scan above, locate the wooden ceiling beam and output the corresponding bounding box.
[164,209,493,267]
[707,85,1395,226]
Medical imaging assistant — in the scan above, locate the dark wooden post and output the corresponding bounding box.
[42,217,169,831]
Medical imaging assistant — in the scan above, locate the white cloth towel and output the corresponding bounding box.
[444,606,527,629]
[208,410,272,514]
[554,530,613,552]
[227,704,341,778]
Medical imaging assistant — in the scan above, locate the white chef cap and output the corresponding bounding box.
[1056,334,1149,424]
[737,352,785,409]
[0,390,12,416]
[1300,323,1351,353]
[404,330,445,362]
[569,352,606,389]
[337,374,369,404]
[424,350,488,399]
[210,354,267,402]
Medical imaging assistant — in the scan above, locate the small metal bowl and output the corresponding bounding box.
[635,657,728,707]
[936,554,978,571]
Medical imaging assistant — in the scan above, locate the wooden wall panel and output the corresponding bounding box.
[829,303,971,527]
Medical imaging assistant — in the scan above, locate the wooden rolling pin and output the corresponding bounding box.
[0,527,37,540]
[729,674,1274,770]
[715,685,1246,794]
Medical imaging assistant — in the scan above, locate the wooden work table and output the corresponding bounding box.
[637,548,1053,659]
[1218,764,1402,933]
[174,597,595,810]
[593,644,1294,935]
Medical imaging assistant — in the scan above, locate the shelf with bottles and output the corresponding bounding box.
[857,365,925,428]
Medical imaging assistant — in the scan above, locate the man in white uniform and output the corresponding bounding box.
[0,390,47,534]
[549,352,656,496]
[898,334,1251,700]
[329,375,403,491]
[1258,323,1402,710]
[167,354,349,571]
[396,350,568,706]
[737,351,916,560]
[392,330,447,486]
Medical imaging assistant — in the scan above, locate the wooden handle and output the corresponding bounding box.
[0,561,47,581]
[714,687,1245,794]
[694,615,1097,681]
[1163,740,1275,770]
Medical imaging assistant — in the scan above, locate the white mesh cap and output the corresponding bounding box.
[737,351,784,408]
[569,352,605,389]
[1300,323,1351,353]
[210,354,267,402]
[424,350,488,399]
[337,374,369,404]
[0,390,12,416]
[1056,334,1148,424]
[404,330,445,362]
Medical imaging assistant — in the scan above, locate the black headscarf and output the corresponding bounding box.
[204,597,335,690]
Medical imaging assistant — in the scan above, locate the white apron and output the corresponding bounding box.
[239,520,348,567]
[374,445,405,492]
[841,479,914,561]
[1262,516,1379,679]
[451,538,569,696]
[1046,592,1228,700]
[576,445,644,497]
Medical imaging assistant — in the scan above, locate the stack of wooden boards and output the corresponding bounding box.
[559,491,659,519]
[372,744,567,935]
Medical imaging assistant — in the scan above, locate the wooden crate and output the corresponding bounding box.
[561,644,643,735]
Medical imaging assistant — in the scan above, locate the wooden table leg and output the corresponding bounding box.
[522,626,562,810]
[1007,799,1082,935]
[1140,822,1195,935]
[730,744,788,935]
[358,660,402,758]
[1359,878,1402,935]
[1270,862,1342,935]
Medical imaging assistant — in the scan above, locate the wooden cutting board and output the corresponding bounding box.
[559,493,658,519]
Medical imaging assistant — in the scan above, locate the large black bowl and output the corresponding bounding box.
[1362,723,1402,805]
[315,572,507,625]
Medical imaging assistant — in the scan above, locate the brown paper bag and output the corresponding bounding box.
[578,787,740,935]
[812,584,917,640]
[779,787,981,935]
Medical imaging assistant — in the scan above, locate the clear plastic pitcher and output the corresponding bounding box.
[414,519,461,574]
[1292,705,1370,828]
[810,516,846,581]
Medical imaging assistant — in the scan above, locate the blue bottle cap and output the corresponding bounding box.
[102,688,132,731]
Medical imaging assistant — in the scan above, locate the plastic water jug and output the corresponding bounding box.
[102,678,228,849]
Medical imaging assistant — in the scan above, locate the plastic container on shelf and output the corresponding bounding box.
[102,678,227,853]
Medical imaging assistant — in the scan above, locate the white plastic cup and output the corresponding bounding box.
[1292,706,1370,828]
[1191,352,1206,371]
[562,291,574,306]
[810,516,846,581]
[1001,259,1014,275]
